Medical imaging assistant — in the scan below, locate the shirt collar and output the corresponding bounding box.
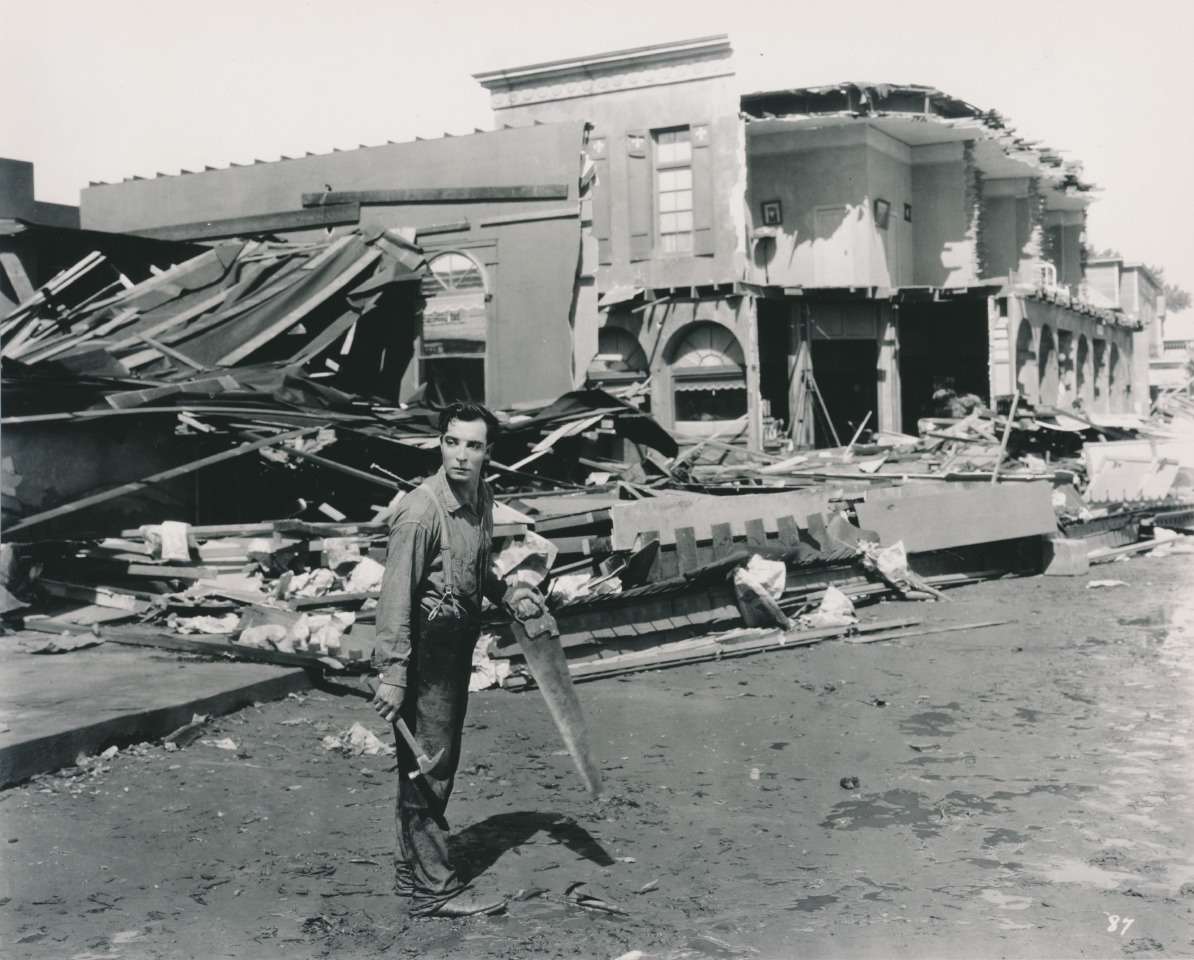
[432,466,490,515]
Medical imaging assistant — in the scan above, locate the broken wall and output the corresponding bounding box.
[79,123,593,410]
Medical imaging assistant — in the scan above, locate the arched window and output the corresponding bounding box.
[669,322,747,424]
[587,327,649,386]
[419,252,487,404]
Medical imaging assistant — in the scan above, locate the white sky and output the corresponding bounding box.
[3,0,1192,294]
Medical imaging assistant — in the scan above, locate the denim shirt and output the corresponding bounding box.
[371,468,496,686]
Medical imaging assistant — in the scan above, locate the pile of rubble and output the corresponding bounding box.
[2,241,1192,692]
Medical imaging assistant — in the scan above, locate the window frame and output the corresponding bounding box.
[652,125,695,256]
[417,247,492,404]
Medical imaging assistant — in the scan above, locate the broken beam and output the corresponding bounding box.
[302,185,569,206]
[129,203,361,242]
[5,427,321,534]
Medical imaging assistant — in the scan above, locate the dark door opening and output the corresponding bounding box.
[897,299,989,433]
[809,339,878,447]
[756,300,792,438]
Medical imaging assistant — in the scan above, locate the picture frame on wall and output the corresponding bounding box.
[761,199,783,226]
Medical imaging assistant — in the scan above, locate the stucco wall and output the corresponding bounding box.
[980,179,1036,280]
[910,145,976,287]
[492,73,744,290]
[746,126,959,290]
[746,126,870,287]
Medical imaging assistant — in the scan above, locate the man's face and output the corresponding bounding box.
[440,417,491,488]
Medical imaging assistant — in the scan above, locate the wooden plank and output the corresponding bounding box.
[289,591,380,610]
[105,629,354,671]
[135,333,211,371]
[0,251,36,302]
[416,221,471,237]
[17,307,141,364]
[108,289,229,353]
[36,579,149,611]
[854,481,1057,553]
[711,523,734,560]
[6,427,320,535]
[518,619,925,685]
[745,519,767,548]
[776,515,801,547]
[657,546,680,580]
[478,207,577,227]
[129,203,361,242]
[642,530,661,581]
[217,247,381,365]
[674,527,699,574]
[287,309,359,364]
[302,185,569,206]
[804,512,830,550]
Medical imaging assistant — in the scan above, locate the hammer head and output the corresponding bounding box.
[406,747,446,781]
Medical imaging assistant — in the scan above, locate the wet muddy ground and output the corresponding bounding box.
[2,554,1192,959]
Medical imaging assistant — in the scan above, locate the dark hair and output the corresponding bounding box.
[438,401,500,444]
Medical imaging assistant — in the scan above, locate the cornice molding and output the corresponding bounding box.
[476,36,733,110]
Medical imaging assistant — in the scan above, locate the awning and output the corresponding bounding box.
[674,378,746,392]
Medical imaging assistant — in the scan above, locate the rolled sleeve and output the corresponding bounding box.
[371,517,432,685]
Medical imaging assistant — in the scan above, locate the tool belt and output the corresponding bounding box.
[417,481,475,637]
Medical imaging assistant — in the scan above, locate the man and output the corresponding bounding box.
[370,401,539,918]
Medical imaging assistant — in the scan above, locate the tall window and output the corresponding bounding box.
[420,252,487,404]
[654,127,693,254]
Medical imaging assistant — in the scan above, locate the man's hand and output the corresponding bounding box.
[371,681,405,724]
[505,585,543,621]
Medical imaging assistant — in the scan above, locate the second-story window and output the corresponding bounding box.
[654,127,693,254]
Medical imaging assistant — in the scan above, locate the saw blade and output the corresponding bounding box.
[511,615,602,797]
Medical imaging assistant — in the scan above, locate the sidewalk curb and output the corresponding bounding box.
[0,668,312,789]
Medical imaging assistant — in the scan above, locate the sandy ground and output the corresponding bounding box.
[2,553,1193,960]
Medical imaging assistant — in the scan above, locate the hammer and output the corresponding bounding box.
[395,717,444,781]
[366,677,444,780]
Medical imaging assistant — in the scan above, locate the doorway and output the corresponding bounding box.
[756,299,792,438]
[897,299,989,432]
[809,339,878,447]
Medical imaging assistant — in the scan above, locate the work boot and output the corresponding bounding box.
[411,891,506,918]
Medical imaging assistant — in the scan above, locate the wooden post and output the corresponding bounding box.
[990,392,1021,485]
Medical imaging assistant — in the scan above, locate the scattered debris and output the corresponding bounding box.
[321,722,395,758]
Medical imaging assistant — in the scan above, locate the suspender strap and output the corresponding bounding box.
[418,481,455,598]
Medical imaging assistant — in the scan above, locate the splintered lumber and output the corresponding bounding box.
[5,427,321,534]
[36,579,151,612]
[842,619,1013,643]
[503,618,923,688]
[216,247,381,365]
[105,628,359,671]
[852,480,1057,554]
[1088,538,1170,564]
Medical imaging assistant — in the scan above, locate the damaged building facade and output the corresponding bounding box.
[77,122,597,411]
[477,37,1149,447]
[72,36,1152,450]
